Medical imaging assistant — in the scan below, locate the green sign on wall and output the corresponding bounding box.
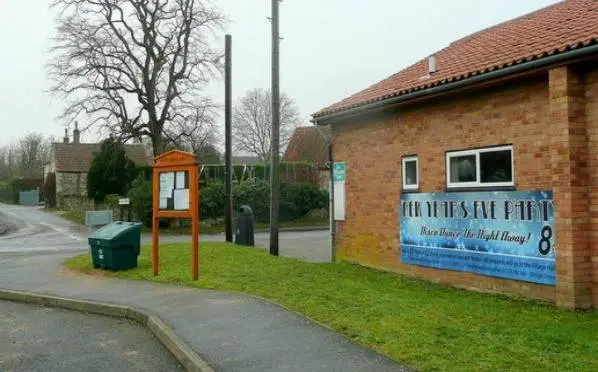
[333,162,346,182]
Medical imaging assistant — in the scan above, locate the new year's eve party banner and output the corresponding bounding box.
[399,191,555,285]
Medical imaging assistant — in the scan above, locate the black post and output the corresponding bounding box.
[225,34,233,242]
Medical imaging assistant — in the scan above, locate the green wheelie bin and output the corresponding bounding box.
[88,221,143,271]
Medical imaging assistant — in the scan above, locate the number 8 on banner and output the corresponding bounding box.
[538,226,552,256]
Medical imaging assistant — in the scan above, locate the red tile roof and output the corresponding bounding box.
[53,143,150,172]
[314,0,598,118]
[283,126,330,167]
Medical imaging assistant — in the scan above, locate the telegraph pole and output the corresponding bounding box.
[269,0,280,256]
[224,34,233,242]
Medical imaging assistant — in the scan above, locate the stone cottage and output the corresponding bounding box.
[45,124,150,207]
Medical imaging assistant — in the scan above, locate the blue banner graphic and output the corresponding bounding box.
[399,191,556,285]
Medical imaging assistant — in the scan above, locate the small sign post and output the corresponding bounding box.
[333,162,346,221]
[152,150,200,280]
[118,198,131,221]
[333,162,346,182]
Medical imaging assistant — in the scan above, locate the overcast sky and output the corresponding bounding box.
[0,0,561,146]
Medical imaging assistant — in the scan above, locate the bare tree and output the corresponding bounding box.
[165,101,219,156]
[232,88,301,162]
[17,134,53,179]
[48,0,225,156]
[0,147,9,181]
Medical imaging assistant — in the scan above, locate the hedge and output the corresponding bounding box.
[128,177,328,226]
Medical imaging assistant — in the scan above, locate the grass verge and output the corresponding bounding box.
[65,243,598,371]
[51,209,86,225]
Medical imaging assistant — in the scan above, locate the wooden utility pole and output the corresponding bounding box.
[269,0,280,256]
[225,34,233,243]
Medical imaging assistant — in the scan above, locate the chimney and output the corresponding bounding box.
[63,128,69,144]
[428,55,437,74]
[73,122,81,144]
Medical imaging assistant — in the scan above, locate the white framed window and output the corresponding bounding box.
[446,145,514,188]
[402,156,419,190]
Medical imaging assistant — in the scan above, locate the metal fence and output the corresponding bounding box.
[199,162,319,185]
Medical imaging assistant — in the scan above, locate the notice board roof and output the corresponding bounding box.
[154,150,198,167]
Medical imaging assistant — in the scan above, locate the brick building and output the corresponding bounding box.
[313,0,598,309]
[283,126,331,189]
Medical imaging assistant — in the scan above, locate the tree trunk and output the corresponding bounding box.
[152,135,163,157]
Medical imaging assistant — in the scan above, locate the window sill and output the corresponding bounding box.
[445,186,516,193]
[402,188,420,193]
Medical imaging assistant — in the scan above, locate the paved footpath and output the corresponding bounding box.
[0,205,407,372]
[0,254,405,372]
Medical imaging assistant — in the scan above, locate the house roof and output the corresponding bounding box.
[53,143,150,173]
[314,0,598,119]
[283,126,330,167]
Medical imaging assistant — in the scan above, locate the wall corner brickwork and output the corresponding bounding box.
[549,66,592,309]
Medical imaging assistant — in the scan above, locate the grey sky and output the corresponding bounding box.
[0,0,561,146]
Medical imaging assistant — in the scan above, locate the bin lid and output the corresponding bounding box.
[89,221,142,240]
[238,205,253,215]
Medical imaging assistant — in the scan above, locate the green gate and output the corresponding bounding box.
[19,189,40,206]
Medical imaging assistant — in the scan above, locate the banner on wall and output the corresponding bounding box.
[399,191,556,285]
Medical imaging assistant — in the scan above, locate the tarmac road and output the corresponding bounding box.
[0,204,331,262]
[0,300,183,372]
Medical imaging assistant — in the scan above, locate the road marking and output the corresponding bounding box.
[39,222,84,241]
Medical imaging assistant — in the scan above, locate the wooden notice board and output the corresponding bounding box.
[152,150,199,280]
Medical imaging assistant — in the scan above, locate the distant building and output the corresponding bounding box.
[283,125,331,189]
[45,124,151,207]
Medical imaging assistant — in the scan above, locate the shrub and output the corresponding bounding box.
[128,174,153,226]
[126,176,329,227]
[87,137,137,202]
[200,181,225,220]
[280,182,329,220]
[0,181,12,203]
[234,179,271,222]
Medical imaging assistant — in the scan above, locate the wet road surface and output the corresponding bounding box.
[0,204,330,262]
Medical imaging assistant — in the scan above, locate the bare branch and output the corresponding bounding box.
[48,0,226,156]
[232,89,301,162]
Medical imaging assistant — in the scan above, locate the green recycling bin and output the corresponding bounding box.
[88,221,143,271]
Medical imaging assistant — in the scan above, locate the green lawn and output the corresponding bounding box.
[65,243,598,371]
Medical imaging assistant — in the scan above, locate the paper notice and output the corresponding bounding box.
[176,171,186,189]
[174,189,190,210]
[159,172,175,198]
[159,197,168,209]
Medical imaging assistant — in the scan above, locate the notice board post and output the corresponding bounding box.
[152,150,199,280]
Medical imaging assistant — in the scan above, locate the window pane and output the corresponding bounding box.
[449,155,476,183]
[404,160,417,186]
[480,150,512,183]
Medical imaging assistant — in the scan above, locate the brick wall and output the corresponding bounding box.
[333,75,560,303]
[585,68,598,308]
[549,66,592,309]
